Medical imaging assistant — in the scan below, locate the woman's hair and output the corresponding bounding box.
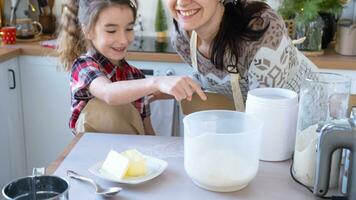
[174,0,270,73]
[57,0,138,71]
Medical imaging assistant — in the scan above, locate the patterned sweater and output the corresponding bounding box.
[172,8,317,101]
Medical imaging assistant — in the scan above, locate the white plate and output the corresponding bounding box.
[88,156,168,184]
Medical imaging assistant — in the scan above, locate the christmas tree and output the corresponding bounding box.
[155,0,168,33]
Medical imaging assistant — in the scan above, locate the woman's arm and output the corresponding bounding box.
[89,75,207,105]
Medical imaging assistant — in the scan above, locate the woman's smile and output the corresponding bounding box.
[178,9,200,17]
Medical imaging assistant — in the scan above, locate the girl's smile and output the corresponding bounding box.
[111,46,127,52]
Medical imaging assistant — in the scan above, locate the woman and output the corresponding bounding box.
[168,0,317,103]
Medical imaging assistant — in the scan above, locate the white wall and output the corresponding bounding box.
[341,0,356,21]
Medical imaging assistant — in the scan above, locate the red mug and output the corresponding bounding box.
[0,26,16,45]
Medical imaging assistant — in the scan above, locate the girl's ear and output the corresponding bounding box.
[82,24,93,40]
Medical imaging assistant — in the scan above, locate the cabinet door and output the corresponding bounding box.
[3,58,27,179]
[19,56,73,173]
[0,61,12,189]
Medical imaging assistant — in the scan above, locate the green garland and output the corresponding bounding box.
[278,0,343,22]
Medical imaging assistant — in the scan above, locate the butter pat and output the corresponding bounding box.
[122,149,147,177]
[101,150,129,179]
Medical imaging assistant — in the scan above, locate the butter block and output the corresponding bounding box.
[121,149,147,177]
[101,150,129,179]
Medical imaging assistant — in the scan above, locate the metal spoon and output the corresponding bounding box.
[67,170,122,196]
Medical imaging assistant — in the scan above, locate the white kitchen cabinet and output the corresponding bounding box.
[0,58,27,189]
[0,60,12,189]
[19,56,73,173]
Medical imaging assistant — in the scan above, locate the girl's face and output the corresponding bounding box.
[87,5,135,64]
[167,0,222,31]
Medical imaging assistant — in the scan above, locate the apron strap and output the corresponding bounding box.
[189,31,245,111]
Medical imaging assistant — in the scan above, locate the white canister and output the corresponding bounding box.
[246,88,298,161]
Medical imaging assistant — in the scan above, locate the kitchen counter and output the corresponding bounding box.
[0,37,183,63]
[0,36,356,69]
[49,133,318,200]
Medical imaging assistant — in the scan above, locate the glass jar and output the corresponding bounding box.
[292,72,351,187]
[295,15,324,51]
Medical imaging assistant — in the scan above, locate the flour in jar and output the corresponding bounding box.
[184,133,258,189]
[293,124,340,187]
[293,124,319,187]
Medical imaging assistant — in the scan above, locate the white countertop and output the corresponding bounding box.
[53,133,317,200]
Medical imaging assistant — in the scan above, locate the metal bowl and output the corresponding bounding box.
[2,175,69,200]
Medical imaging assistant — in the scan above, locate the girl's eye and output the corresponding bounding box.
[126,28,134,31]
[106,30,116,34]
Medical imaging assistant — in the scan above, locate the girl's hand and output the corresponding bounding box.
[155,76,207,101]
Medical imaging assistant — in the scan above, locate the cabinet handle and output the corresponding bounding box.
[8,69,16,90]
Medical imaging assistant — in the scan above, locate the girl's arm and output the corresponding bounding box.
[89,75,207,105]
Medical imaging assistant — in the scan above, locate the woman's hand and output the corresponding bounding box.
[154,76,207,101]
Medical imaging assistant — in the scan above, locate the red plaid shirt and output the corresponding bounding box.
[69,50,150,129]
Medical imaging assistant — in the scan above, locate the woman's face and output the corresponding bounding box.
[86,5,135,64]
[167,0,222,31]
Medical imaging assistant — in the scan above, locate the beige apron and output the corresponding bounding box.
[75,98,145,135]
[181,92,235,115]
[181,31,244,115]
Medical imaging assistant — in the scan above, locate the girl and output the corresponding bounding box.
[57,0,207,135]
[168,0,317,104]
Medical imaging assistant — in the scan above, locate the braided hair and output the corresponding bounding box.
[57,0,138,71]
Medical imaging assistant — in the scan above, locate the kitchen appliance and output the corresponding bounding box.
[314,119,356,200]
[292,72,351,188]
[183,110,263,192]
[16,18,42,39]
[335,19,356,56]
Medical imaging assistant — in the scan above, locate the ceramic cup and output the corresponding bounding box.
[0,26,16,44]
[246,88,299,161]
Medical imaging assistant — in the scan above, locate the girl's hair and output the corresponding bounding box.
[174,0,270,73]
[57,0,138,71]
